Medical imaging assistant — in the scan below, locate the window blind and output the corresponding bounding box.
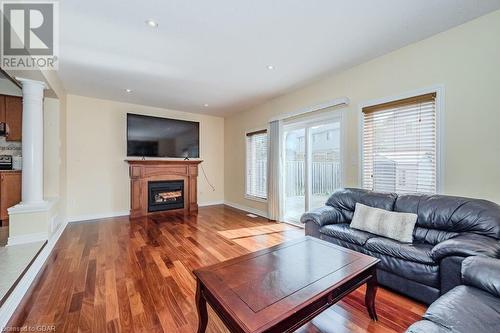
[362,92,437,194]
[246,130,268,199]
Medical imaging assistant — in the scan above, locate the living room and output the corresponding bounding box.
[0,1,499,332]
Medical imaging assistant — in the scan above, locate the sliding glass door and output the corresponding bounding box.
[283,128,306,222]
[283,116,342,223]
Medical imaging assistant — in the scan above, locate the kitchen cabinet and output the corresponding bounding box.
[0,95,5,123]
[0,171,21,224]
[5,96,22,141]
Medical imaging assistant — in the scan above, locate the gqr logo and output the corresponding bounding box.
[1,1,59,70]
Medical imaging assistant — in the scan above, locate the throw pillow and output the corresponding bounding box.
[350,203,417,243]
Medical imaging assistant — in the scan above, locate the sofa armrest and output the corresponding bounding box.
[300,206,341,227]
[462,256,500,297]
[430,233,500,261]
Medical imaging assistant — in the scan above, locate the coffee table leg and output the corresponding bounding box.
[196,279,208,333]
[365,268,378,321]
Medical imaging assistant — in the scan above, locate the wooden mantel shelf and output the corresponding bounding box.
[125,159,203,218]
[125,159,203,165]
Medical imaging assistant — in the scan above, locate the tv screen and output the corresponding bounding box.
[127,114,200,158]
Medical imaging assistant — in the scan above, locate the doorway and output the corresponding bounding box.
[283,114,343,223]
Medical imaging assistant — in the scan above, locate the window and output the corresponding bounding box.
[362,92,437,194]
[246,129,268,200]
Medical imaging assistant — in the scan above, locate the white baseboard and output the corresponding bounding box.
[0,219,68,331]
[223,201,269,218]
[50,214,61,234]
[198,200,224,207]
[67,211,130,223]
[7,232,49,246]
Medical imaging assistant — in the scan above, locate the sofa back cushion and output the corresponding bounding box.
[412,227,458,245]
[395,194,500,244]
[325,188,397,223]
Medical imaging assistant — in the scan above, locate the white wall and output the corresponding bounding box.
[225,10,500,214]
[66,95,224,220]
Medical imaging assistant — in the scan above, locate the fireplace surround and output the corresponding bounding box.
[126,160,202,218]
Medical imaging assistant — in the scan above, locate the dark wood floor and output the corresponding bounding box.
[8,205,426,332]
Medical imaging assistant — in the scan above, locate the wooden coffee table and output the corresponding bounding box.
[193,236,380,333]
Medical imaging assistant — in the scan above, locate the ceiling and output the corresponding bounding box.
[59,0,500,116]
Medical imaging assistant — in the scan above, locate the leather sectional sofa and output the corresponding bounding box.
[406,256,500,333]
[300,188,500,304]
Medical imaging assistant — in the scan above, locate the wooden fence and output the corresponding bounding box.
[285,160,341,196]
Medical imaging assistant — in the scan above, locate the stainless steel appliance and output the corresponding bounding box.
[0,155,13,170]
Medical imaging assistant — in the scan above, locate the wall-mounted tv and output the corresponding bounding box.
[127,114,200,158]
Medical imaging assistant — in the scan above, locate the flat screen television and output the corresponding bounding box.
[127,113,200,158]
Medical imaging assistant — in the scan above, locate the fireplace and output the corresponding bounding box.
[148,180,184,212]
[127,160,201,218]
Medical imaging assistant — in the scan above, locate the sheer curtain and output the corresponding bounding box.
[267,120,283,221]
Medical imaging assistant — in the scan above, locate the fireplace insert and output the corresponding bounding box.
[148,180,184,212]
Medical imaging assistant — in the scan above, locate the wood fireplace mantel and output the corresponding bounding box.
[126,159,203,218]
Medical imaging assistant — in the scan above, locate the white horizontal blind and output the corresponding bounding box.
[362,93,437,194]
[246,130,268,199]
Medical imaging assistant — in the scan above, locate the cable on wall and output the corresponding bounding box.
[200,163,216,192]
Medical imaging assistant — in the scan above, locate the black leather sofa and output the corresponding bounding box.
[300,188,500,304]
[406,256,500,333]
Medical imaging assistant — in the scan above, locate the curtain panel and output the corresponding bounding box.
[267,120,283,221]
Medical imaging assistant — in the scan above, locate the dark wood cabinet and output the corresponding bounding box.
[0,95,5,123]
[5,96,22,141]
[0,171,21,224]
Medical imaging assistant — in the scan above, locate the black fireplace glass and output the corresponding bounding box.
[148,180,184,212]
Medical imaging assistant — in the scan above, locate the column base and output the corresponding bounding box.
[8,200,50,214]
[7,198,60,246]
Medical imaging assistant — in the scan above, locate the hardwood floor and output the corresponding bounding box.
[7,205,426,332]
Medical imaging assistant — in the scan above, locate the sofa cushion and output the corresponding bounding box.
[365,237,435,265]
[351,203,417,243]
[422,286,500,333]
[325,188,397,223]
[320,233,440,288]
[395,194,500,240]
[412,226,458,246]
[319,224,376,246]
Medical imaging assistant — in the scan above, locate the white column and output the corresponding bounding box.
[16,78,47,205]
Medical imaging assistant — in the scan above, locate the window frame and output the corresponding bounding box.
[245,128,269,202]
[358,85,444,194]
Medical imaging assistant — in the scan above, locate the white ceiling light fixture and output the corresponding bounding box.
[203,103,209,107]
[267,65,275,70]
[145,19,158,28]
[125,88,132,93]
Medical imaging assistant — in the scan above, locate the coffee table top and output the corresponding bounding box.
[194,236,379,332]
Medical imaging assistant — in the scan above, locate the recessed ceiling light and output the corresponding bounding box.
[125,88,132,93]
[145,19,158,28]
[203,104,209,107]
[267,65,275,70]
